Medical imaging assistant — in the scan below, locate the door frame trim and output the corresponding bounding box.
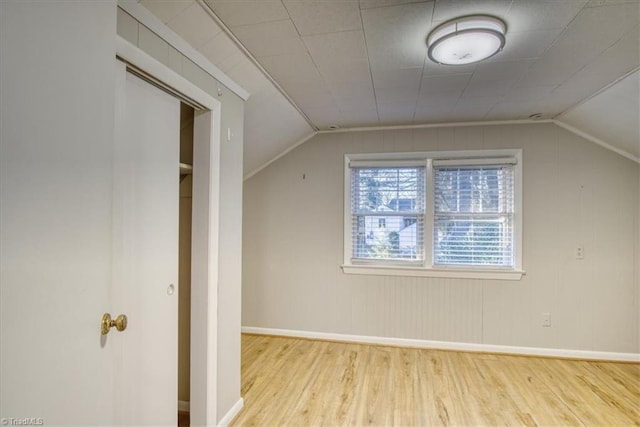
[116,36,219,111]
[116,35,221,425]
[118,0,249,101]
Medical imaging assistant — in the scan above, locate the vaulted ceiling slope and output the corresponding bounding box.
[558,69,639,159]
[138,0,315,175]
[138,0,639,173]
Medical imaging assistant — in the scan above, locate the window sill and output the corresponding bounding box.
[341,264,524,281]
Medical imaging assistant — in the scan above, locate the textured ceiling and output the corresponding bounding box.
[137,0,639,173]
[558,69,640,159]
[138,0,315,175]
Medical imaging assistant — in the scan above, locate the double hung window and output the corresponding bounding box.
[433,160,515,267]
[344,150,522,280]
[350,165,425,262]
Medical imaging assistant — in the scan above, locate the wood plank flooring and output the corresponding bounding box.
[231,334,639,426]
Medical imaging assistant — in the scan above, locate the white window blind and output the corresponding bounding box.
[351,166,425,261]
[433,163,515,267]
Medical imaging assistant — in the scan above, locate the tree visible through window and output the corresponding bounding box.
[346,152,520,274]
[351,167,425,261]
[433,165,514,267]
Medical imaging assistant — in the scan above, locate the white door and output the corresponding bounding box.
[111,60,180,425]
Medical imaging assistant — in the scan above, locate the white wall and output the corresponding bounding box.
[637,168,640,351]
[243,123,640,354]
[0,1,117,423]
[216,77,244,419]
[116,9,245,421]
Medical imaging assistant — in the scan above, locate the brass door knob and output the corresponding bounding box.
[101,313,128,335]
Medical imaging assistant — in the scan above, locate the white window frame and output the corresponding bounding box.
[343,149,524,281]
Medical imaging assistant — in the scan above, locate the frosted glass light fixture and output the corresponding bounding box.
[427,16,506,65]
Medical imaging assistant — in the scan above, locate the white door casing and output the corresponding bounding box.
[114,36,222,425]
[112,60,180,425]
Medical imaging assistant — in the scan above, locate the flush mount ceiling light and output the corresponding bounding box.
[427,15,506,65]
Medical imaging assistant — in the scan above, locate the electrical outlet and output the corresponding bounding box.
[576,245,584,259]
[541,312,551,327]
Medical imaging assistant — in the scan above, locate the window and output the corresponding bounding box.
[343,150,523,280]
[351,166,425,262]
[433,162,514,267]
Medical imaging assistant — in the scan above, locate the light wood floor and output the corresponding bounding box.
[231,334,639,426]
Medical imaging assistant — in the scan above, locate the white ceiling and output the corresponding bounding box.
[138,0,315,174]
[558,69,640,159]
[138,0,639,173]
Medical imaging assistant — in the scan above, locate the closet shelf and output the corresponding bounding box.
[179,163,193,175]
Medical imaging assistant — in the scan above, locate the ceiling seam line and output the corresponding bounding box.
[303,28,367,36]
[197,0,318,131]
[428,0,467,118]
[412,54,429,123]
[512,1,590,95]
[358,2,381,124]
[411,0,437,122]
[281,0,344,126]
[551,32,637,104]
[551,23,640,116]
[229,17,292,30]
[316,118,553,134]
[553,65,640,120]
[539,1,589,56]
[118,0,250,100]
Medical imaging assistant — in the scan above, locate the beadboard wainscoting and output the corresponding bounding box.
[243,123,640,355]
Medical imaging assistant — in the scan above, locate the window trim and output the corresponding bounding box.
[343,149,524,281]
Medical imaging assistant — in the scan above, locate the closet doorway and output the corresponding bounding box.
[178,103,194,425]
[114,36,223,425]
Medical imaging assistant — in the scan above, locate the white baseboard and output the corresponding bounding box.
[242,326,640,363]
[178,400,190,413]
[217,397,244,427]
